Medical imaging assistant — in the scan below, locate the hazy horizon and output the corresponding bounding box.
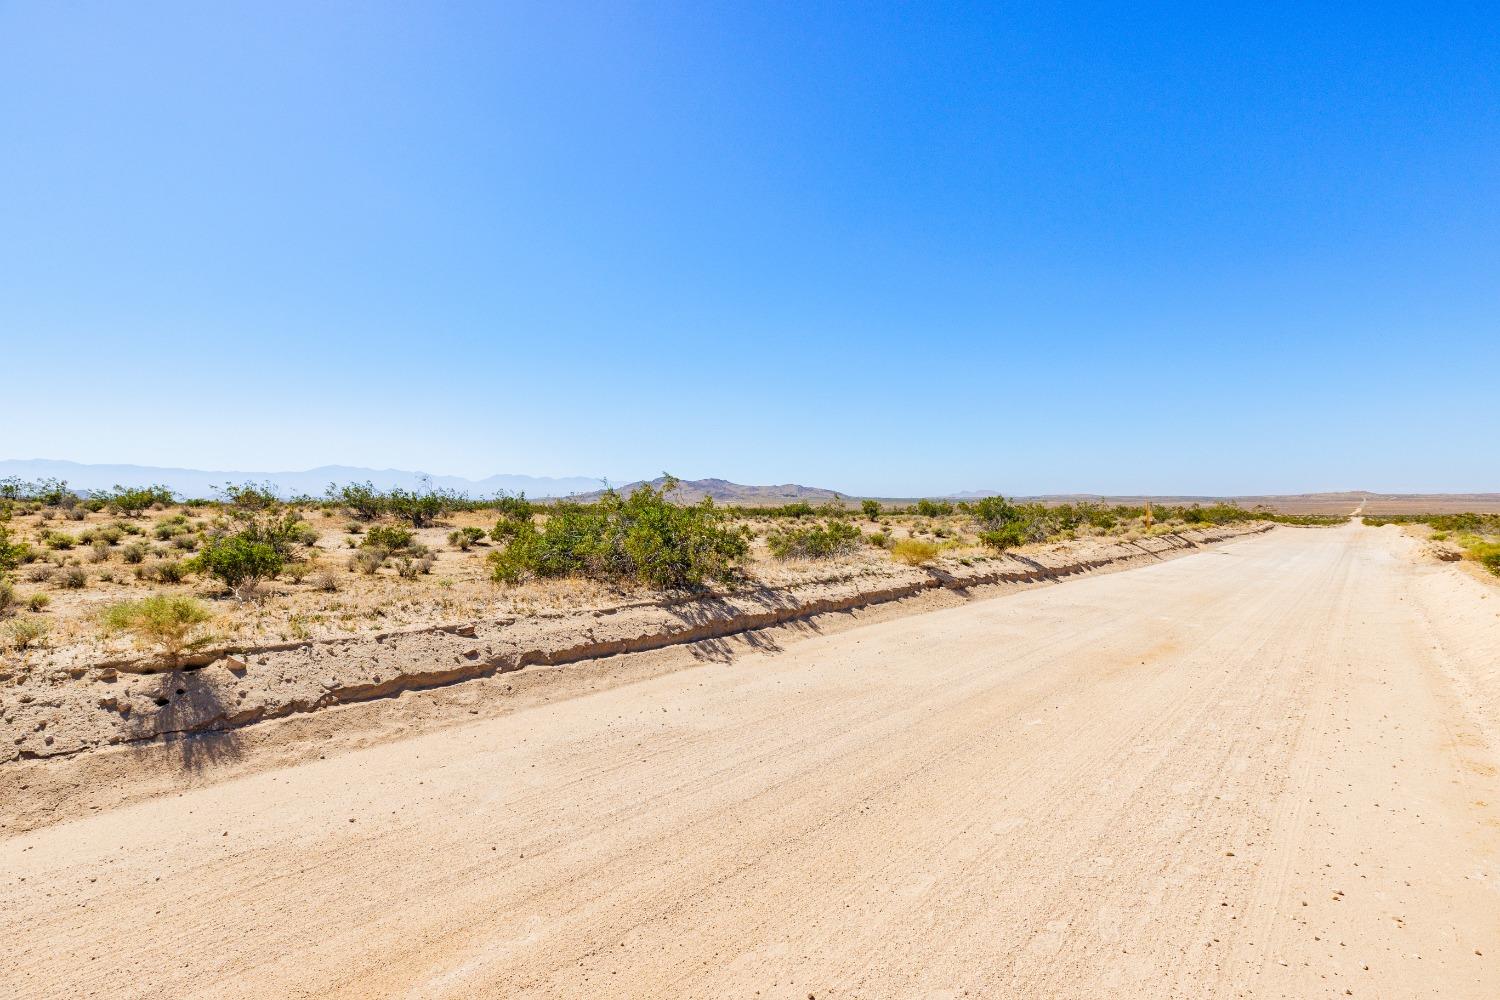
[3,4,1496,496]
[1,456,1495,501]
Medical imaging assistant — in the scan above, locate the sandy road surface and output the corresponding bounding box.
[5,523,1499,998]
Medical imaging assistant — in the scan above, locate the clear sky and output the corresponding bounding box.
[2,2,1496,496]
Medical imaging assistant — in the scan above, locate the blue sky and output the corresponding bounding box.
[2,2,1496,496]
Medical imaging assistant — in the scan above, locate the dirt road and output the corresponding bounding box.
[5,523,1498,998]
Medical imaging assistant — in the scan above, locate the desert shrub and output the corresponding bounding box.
[216,482,281,512]
[979,522,1028,550]
[79,526,123,546]
[99,484,176,517]
[352,548,387,575]
[56,565,88,589]
[66,507,87,520]
[491,515,532,542]
[392,553,433,579]
[311,570,339,592]
[190,495,315,597]
[0,580,13,615]
[866,531,891,549]
[283,561,313,584]
[971,496,1019,528]
[914,499,954,517]
[0,526,32,571]
[43,531,77,550]
[890,538,940,566]
[487,522,542,584]
[100,595,214,666]
[448,526,486,550]
[487,478,748,588]
[6,616,48,650]
[153,516,190,540]
[330,481,384,520]
[766,519,862,560]
[861,499,881,520]
[192,535,281,597]
[493,492,533,520]
[88,540,112,563]
[363,525,414,551]
[121,541,149,564]
[27,592,49,612]
[384,486,455,528]
[24,564,53,584]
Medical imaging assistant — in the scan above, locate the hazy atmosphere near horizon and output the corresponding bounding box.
[2,3,1496,495]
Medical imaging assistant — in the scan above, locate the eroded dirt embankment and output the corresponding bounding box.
[1,525,1268,762]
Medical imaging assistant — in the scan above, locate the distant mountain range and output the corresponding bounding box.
[0,459,608,499]
[574,477,845,504]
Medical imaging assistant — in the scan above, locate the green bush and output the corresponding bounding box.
[385,486,455,527]
[979,522,1028,550]
[43,531,77,550]
[914,499,954,517]
[27,592,49,612]
[491,515,531,542]
[101,595,214,666]
[153,516,191,540]
[121,541,149,564]
[970,496,1019,528]
[192,535,281,597]
[99,484,176,517]
[0,525,31,571]
[766,520,862,560]
[860,499,881,520]
[363,524,415,551]
[493,492,533,521]
[448,526,486,550]
[330,481,384,520]
[766,502,815,519]
[487,478,748,589]
[141,560,189,581]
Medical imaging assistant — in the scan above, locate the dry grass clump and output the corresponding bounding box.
[100,594,215,667]
[890,539,940,566]
[5,616,48,651]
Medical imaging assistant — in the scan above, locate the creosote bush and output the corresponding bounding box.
[0,525,31,571]
[488,478,748,589]
[766,519,862,560]
[100,595,214,666]
[363,525,415,551]
[448,526,486,550]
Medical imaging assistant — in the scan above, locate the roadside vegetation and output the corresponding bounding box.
[0,473,1342,662]
[1364,513,1500,576]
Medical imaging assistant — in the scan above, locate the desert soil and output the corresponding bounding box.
[3,521,1498,998]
